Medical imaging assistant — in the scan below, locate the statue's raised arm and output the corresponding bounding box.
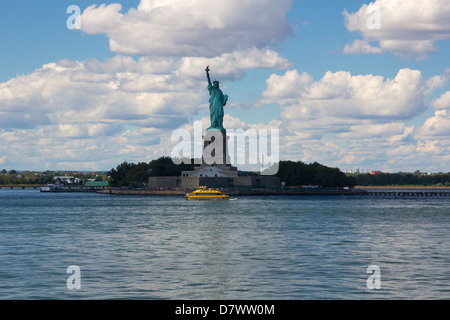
[206,65,212,87]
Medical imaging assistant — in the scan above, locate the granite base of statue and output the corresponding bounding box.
[202,129,229,166]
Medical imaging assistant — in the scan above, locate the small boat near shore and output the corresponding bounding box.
[40,185,52,192]
[40,183,63,192]
[185,186,229,200]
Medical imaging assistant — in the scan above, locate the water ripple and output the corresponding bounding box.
[0,190,449,299]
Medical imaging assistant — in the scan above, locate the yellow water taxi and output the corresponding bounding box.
[185,186,229,200]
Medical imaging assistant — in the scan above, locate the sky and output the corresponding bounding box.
[0,0,449,173]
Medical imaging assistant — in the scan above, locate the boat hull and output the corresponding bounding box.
[185,195,229,200]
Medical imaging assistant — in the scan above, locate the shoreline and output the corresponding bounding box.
[97,188,370,196]
[97,186,450,197]
[1,185,448,190]
[355,186,450,189]
[1,185,449,196]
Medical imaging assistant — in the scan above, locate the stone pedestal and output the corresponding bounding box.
[173,127,281,189]
[202,129,230,166]
[181,129,238,181]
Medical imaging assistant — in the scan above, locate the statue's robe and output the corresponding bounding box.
[207,84,228,131]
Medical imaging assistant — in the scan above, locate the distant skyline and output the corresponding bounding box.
[1,0,449,172]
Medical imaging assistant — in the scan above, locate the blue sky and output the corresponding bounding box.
[1,0,450,173]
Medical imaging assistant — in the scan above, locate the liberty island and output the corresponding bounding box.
[148,66,281,190]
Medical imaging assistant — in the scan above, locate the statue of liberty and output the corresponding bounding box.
[205,66,228,131]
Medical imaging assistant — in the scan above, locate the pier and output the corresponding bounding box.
[0,186,98,192]
[367,190,450,197]
[0,186,39,189]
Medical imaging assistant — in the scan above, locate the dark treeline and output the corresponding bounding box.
[108,157,197,187]
[276,161,357,188]
[355,172,450,187]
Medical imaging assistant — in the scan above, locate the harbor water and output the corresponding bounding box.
[0,189,449,299]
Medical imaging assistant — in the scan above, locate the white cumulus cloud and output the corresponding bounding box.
[343,0,450,58]
[263,68,438,123]
[80,0,294,57]
[432,91,450,110]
